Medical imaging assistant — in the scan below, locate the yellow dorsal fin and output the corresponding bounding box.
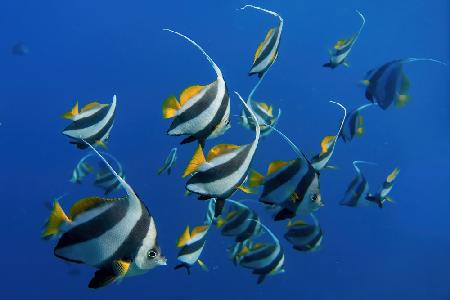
[216,216,225,228]
[224,210,237,221]
[183,144,206,177]
[254,28,274,63]
[197,259,209,272]
[395,94,411,108]
[42,201,71,238]
[177,225,191,248]
[360,79,370,87]
[320,136,336,154]
[252,243,265,250]
[207,144,240,161]
[162,95,181,119]
[334,39,346,49]
[287,219,306,228]
[387,168,400,183]
[257,102,273,117]
[267,160,289,176]
[237,185,256,194]
[237,246,250,257]
[112,259,131,277]
[68,197,123,219]
[248,170,264,188]
[357,127,364,136]
[191,225,208,237]
[62,101,79,119]
[179,85,205,106]
[95,140,108,149]
[80,102,105,113]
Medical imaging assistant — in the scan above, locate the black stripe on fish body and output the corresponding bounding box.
[99,201,151,269]
[63,105,111,132]
[235,216,259,242]
[101,179,122,195]
[251,27,281,75]
[177,235,206,257]
[187,144,253,185]
[240,244,277,267]
[66,116,115,148]
[365,60,402,104]
[221,208,251,236]
[334,41,353,57]
[340,175,368,206]
[290,165,318,208]
[285,223,316,238]
[252,248,283,275]
[95,172,117,184]
[260,159,302,199]
[292,229,322,251]
[377,64,403,109]
[55,201,129,253]
[217,170,251,200]
[382,181,393,189]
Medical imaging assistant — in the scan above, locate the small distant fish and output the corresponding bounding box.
[183,92,261,217]
[174,224,210,274]
[162,30,230,146]
[323,11,365,69]
[158,148,177,175]
[62,96,116,149]
[70,154,94,183]
[94,155,125,195]
[366,167,400,208]
[284,214,323,252]
[42,143,166,288]
[340,161,373,207]
[240,5,283,78]
[339,103,376,143]
[12,42,29,55]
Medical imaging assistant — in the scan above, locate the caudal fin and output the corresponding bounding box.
[42,201,70,239]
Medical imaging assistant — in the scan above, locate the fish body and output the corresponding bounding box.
[217,205,262,242]
[70,154,94,183]
[340,161,372,207]
[175,225,209,273]
[158,148,177,175]
[366,168,400,208]
[284,215,323,252]
[340,104,375,143]
[94,161,125,195]
[240,100,281,137]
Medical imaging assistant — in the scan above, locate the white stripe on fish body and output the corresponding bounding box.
[55,199,143,268]
[240,245,281,270]
[331,50,350,65]
[207,97,231,140]
[178,246,203,266]
[133,216,158,271]
[270,253,285,275]
[168,79,226,136]
[72,105,107,122]
[294,175,321,215]
[68,203,116,229]
[187,228,209,245]
[63,96,116,139]
[250,27,282,75]
[380,185,392,198]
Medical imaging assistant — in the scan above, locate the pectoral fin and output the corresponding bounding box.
[112,259,131,277]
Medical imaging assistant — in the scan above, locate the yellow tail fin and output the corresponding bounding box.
[197,259,209,272]
[248,170,264,188]
[183,144,206,177]
[42,201,71,239]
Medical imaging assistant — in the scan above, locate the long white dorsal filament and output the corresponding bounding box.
[240,5,284,24]
[235,91,261,143]
[328,101,347,154]
[352,160,377,174]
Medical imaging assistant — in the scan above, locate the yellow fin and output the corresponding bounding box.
[254,28,274,63]
[385,196,395,203]
[62,101,79,119]
[334,39,345,49]
[42,201,71,238]
[179,85,205,106]
[80,102,106,113]
[248,170,264,188]
[68,197,124,220]
[191,225,208,238]
[162,95,181,119]
[320,136,336,154]
[287,219,306,228]
[177,225,191,248]
[197,259,209,272]
[216,216,225,228]
[95,140,108,149]
[183,144,206,177]
[361,79,370,86]
[257,102,273,117]
[237,246,250,257]
[252,243,265,251]
[207,144,240,161]
[396,94,411,108]
[387,168,400,183]
[267,160,289,176]
[237,185,256,194]
[357,127,364,136]
[112,259,131,277]
[290,192,299,203]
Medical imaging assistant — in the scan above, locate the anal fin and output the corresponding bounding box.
[88,269,117,289]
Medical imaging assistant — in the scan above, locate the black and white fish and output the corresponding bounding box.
[162,29,230,146]
[62,96,116,149]
[366,167,400,208]
[42,142,166,288]
[340,161,373,207]
[183,92,261,217]
[228,239,253,266]
[158,147,177,175]
[284,214,323,252]
[339,103,376,143]
[94,155,125,195]
[70,154,94,184]
[323,11,365,69]
[174,224,209,274]
[240,5,283,78]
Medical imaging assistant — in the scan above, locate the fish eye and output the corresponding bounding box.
[311,194,318,202]
[147,249,157,259]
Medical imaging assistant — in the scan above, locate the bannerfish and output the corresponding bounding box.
[311,101,347,170]
[366,167,400,208]
[70,154,94,184]
[12,41,29,55]
[62,96,116,149]
[240,5,283,78]
[362,58,446,110]
[94,155,125,195]
[339,103,376,143]
[174,224,210,274]
[237,221,285,284]
[340,160,374,207]
[323,11,365,69]
[228,239,253,266]
[284,214,323,252]
[162,29,230,146]
[183,91,261,217]
[158,147,177,175]
[42,142,166,288]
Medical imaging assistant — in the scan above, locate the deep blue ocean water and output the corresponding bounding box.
[1,0,449,299]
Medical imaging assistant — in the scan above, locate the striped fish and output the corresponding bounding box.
[162,29,230,146]
[366,167,400,208]
[183,92,261,217]
[70,154,94,184]
[311,101,347,170]
[340,161,373,207]
[323,11,365,69]
[228,239,253,265]
[284,214,323,252]
[240,100,281,137]
[339,103,376,143]
[42,143,166,288]
[174,224,210,274]
[204,199,216,225]
[241,5,283,78]
[94,155,125,195]
[236,222,285,284]
[362,58,445,110]
[157,147,177,175]
[62,96,116,149]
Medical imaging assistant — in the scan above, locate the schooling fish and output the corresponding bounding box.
[340,161,373,207]
[241,5,283,78]
[183,92,261,217]
[162,29,230,146]
[228,239,253,266]
[70,154,94,184]
[174,224,210,274]
[323,11,365,69]
[42,143,166,288]
[62,96,116,149]
[158,147,177,175]
[237,221,285,284]
[339,103,376,143]
[284,214,323,252]
[311,102,347,170]
[362,58,446,110]
[366,167,400,208]
[94,155,125,195]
